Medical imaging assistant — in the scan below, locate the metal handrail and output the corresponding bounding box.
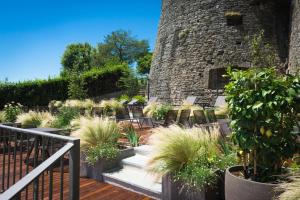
[0,125,80,200]
[0,143,74,200]
[0,125,77,141]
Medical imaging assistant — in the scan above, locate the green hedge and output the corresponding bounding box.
[0,64,129,108]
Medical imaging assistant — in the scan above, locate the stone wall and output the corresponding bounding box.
[149,0,290,105]
[289,0,300,74]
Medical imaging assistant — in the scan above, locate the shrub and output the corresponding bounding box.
[148,125,236,190]
[72,117,121,150]
[0,64,129,108]
[64,99,95,109]
[0,111,5,123]
[3,102,23,122]
[68,71,87,100]
[118,121,134,133]
[225,67,300,182]
[100,99,123,116]
[118,94,131,102]
[17,111,55,128]
[152,104,172,120]
[126,128,140,147]
[52,107,80,128]
[133,95,146,105]
[143,103,158,118]
[86,143,119,165]
[48,100,63,111]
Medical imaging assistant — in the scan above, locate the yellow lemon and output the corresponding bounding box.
[260,127,265,135]
[266,130,272,138]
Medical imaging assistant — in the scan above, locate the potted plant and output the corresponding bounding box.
[16,110,55,128]
[147,125,236,200]
[71,117,134,181]
[224,67,300,200]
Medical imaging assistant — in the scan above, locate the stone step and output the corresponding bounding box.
[121,154,150,169]
[134,145,154,156]
[103,166,162,199]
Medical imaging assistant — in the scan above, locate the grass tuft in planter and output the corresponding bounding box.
[148,125,236,199]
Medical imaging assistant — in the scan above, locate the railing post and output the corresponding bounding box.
[69,139,80,200]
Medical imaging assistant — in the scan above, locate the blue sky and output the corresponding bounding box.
[0,0,161,82]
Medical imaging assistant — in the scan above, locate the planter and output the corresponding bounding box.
[162,172,224,200]
[225,166,282,200]
[80,146,135,181]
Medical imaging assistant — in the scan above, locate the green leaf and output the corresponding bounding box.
[253,101,263,109]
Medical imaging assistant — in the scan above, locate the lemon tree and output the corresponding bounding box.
[225,67,300,182]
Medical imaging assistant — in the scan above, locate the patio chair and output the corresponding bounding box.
[214,96,226,107]
[115,107,131,122]
[177,109,191,127]
[92,107,104,117]
[159,109,179,127]
[131,106,154,128]
[183,96,197,105]
[193,110,207,125]
[206,109,217,123]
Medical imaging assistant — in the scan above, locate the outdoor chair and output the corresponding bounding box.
[159,109,179,127]
[131,106,154,129]
[183,96,197,105]
[177,109,191,127]
[206,109,217,123]
[115,107,131,122]
[193,110,207,125]
[214,96,226,107]
[92,107,104,117]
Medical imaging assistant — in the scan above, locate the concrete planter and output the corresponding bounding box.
[162,173,224,200]
[80,146,135,181]
[225,166,282,200]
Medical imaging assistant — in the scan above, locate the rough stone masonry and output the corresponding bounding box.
[149,0,300,105]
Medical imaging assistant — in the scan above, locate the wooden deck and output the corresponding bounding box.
[0,152,153,200]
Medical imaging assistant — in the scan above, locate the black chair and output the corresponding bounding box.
[177,109,191,127]
[92,107,104,117]
[193,110,207,125]
[131,106,154,129]
[206,109,217,123]
[116,107,131,122]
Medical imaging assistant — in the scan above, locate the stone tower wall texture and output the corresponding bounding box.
[149,0,293,105]
[289,0,300,74]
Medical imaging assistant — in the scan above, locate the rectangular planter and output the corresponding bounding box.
[162,173,224,200]
[80,146,135,181]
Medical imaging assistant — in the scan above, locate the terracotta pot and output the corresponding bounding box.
[225,166,282,200]
[162,172,224,200]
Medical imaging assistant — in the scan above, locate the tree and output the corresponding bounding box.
[67,70,87,100]
[61,43,93,76]
[93,30,150,66]
[137,52,153,75]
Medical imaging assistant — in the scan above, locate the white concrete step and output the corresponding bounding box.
[121,154,150,169]
[134,145,154,156]
[103,166,162,199]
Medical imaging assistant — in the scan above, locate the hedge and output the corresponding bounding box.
[0,64,129,108]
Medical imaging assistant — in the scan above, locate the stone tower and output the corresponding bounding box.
[149,0,293,105]
[289,0,300,74]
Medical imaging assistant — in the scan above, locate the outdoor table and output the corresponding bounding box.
[25,128,64,165]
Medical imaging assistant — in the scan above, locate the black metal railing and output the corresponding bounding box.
[0,125,80,200]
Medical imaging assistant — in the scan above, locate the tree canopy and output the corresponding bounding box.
[137,52,153,75]
[61,43,93,76]
[61,30,150,77]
